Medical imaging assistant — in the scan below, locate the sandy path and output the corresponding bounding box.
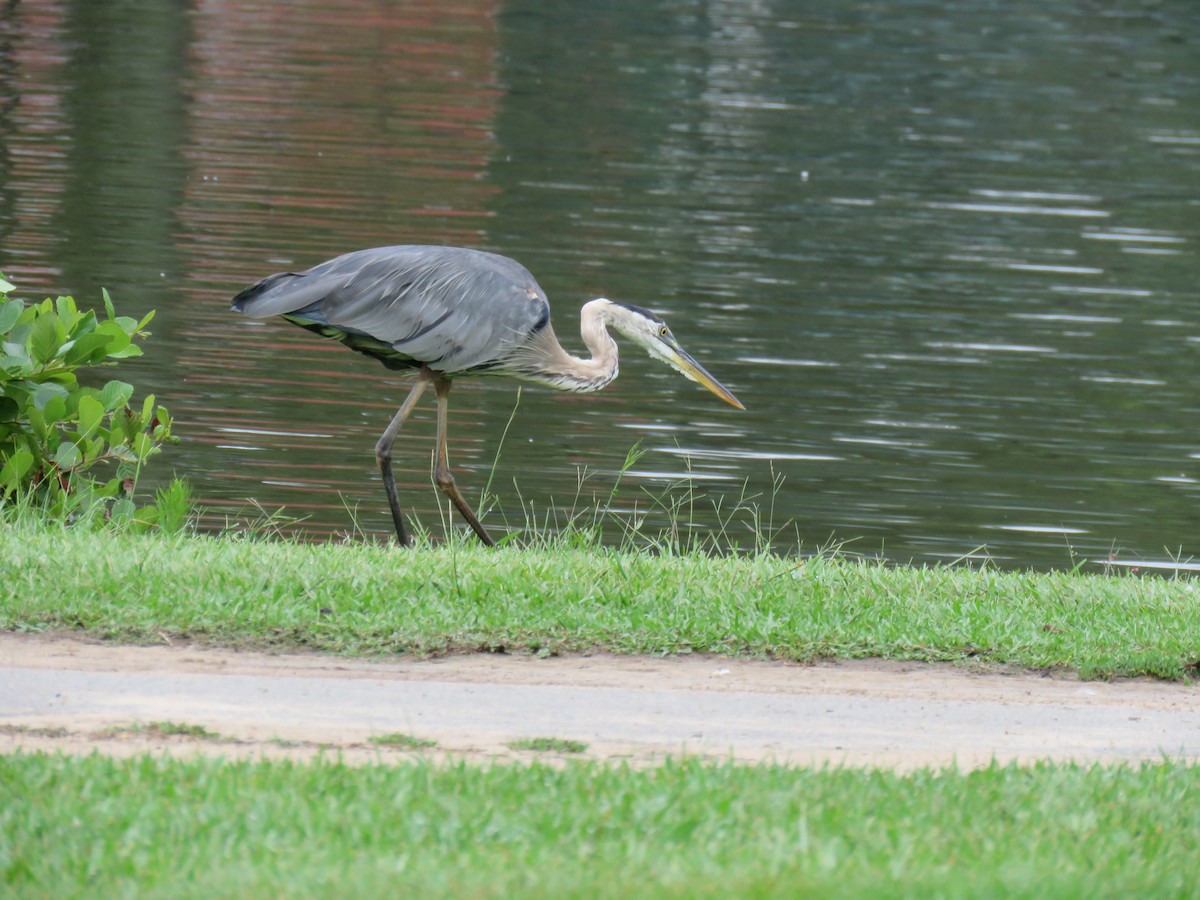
[2,632,1197,768]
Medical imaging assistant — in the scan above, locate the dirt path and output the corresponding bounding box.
[3,632,1197,768]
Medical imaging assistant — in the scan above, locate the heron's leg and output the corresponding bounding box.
[432,375,496,547]
[375,369,434,547]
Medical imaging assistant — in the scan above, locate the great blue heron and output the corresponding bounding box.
[232,245,744,547]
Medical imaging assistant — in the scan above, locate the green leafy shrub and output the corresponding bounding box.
[0,275,179,528]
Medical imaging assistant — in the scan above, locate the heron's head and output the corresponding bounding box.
[599,299,745,410]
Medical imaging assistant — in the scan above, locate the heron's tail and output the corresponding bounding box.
[231,271,307,318]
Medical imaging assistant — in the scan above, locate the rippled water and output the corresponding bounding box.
[1,0,1197,569]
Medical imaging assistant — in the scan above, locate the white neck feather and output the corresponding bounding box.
[503,298,621,393]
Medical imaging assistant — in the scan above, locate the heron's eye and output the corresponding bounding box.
[659,326,669,337]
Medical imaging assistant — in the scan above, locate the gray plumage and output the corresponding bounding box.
[232,245,551,375]
[232,244,743,548]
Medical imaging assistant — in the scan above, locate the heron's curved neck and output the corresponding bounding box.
[517,298,620,392]
[573,298,621,388]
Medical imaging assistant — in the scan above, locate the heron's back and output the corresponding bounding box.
[232,245,552,373]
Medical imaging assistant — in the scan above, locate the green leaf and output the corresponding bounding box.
[0,447,35,491]
[136,308,156,331]
[110,497,136,523]
[41,394,67,426]
[25,405,47,442]
[92,476,122,499]
[82,436,106,464]
[66,309,98,339]
[54,295,79,327]
[0,275,14,293]
[0,298,21,334]
[101,380,133,411]
[77,395,105,436]
[28,314,64,367]
[153,405,172,436]
[106,344,143,360]
[32,381,69,411]
[18,299,46,324]
[109,445,138,463]
[63,332,114,366]
[54,441,81,470]
[0,349,33,376]
[102,287,115,321]
[93,320,132,357]
[115,408,139,442]
[0,396,18,422]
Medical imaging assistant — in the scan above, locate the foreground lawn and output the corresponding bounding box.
[1,520,1198,678]
[2,754,1196,898]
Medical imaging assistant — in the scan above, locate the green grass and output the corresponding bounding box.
[3,518,1196,895]
[1,753,1196,897]
[1,518,1198,679]
[368,732,437,750]
[0,725,68,739]
[508,736,589,754]
[99,721,224,741]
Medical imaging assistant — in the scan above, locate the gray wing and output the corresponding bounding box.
[231,245,551,373]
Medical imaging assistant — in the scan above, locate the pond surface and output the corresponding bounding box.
[2,0,1198,569]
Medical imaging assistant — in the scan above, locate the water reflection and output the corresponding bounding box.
[0,0,1196,569]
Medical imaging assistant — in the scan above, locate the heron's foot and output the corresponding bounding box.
[435,471,496,547]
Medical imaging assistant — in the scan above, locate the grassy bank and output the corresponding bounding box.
[3,753,1197,898]
[4,520,1199,895]
[2,519,1198,679]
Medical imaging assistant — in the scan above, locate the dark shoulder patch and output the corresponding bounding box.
[531,297,551,331]
[611,301,664,325]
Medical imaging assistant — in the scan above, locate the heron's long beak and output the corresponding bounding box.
[658,338,745,410]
